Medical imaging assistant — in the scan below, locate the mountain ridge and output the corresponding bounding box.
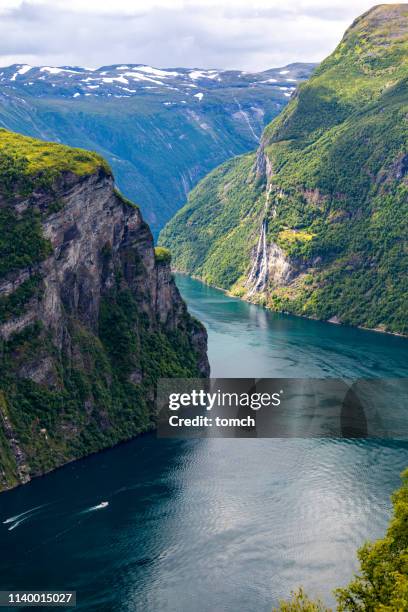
[160,4,408,335]
[0,61,315,235]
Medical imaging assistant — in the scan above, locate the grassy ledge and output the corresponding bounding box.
[154,246,172,264]
[0,128,111,196]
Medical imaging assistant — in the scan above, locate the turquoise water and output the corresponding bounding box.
[0,275,407,611]
[175,274,407,380]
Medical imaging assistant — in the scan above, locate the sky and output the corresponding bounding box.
[0,0,404,71]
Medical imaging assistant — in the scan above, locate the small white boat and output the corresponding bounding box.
[82,501,110,514]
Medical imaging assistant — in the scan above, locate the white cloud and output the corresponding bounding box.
[0,0,402,71]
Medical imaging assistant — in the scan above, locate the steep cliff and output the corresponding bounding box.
[160,4,408,335]
[0,129,209,492]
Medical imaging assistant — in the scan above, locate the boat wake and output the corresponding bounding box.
[3,505,45,526]
[7,518,28,531]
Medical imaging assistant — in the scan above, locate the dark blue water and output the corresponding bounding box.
[0,275,407,611]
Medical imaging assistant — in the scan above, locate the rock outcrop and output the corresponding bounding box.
[0,130,209,492]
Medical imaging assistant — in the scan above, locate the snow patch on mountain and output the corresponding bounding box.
[10,65,33,81]
[102,76,129,84]
[0,62,315,104]
[123,72,165,85]
[136,66,180,77]
[189,70,219,80]
[40,67,80,74]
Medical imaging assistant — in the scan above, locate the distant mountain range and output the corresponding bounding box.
[0,62,315,235]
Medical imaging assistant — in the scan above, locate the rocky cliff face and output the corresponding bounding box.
[0,130,209,492]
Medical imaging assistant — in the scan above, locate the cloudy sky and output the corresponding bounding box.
[0,0,402,71]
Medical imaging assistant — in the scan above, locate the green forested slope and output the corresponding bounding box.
[0,129,207,491]
[160,4,408,335]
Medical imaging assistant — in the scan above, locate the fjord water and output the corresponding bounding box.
[1,275,407,611]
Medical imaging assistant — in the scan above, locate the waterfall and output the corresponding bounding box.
[247,219,267,295]
[246,185,291,296]
[246,184,272,295]
[233,97,260,143]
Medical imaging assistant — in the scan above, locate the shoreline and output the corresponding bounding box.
[172,270,408,339]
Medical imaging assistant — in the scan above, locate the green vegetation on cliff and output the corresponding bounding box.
[0,282,203,484]
[275,467,408,610]
[160,4,408,335]
[154,246,172,264]
[0,128,110,195]
[0,207,52,279]
[0,128,207,491]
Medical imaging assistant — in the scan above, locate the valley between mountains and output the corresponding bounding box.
[0,3,407,494]
[0,61,314,490]
[0,61,313,236]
